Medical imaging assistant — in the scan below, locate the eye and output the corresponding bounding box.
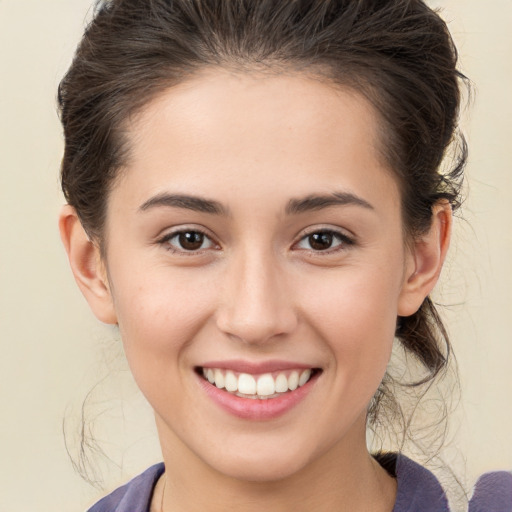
[160,230,217,253]
[295,230,353,252]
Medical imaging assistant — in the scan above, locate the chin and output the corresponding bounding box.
[216,459,305,483]
[203,442,314,483]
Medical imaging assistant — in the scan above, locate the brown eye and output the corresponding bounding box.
[178,231,205,250]
[308,232,334,251]
[161,230,216,253]
[295,230,354,252]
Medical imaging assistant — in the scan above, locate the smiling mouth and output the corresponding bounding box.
[197,367,322,400]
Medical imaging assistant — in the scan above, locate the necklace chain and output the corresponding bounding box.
[160,475,166,512]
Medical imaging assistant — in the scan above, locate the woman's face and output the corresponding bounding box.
[101,70,417,481]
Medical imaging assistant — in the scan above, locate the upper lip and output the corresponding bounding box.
[199,359,317,374]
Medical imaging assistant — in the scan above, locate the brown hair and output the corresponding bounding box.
[59,0,467,458]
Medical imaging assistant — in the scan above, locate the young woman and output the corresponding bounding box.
[58,1,511,510]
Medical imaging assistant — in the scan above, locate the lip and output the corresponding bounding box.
[200,359,315,374]
[196,363,321,421]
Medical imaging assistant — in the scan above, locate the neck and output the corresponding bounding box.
[155,416,396,512]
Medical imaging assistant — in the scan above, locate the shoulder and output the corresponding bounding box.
[392,454,450,512]
[382,453,512,512]
[469,470,512,512]
[87,463,165,512]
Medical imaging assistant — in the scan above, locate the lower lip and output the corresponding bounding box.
[197,371,320,421]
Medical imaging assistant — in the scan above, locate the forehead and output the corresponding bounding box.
[113,69,399,216]
[127,68,383,160]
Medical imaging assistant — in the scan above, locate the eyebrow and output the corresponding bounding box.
[285,192,374,215]
[139,193,228,215]
[138,190,374,216]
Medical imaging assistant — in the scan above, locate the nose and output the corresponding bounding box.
[215,248,298,345]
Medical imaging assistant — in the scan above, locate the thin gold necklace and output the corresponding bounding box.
[160,475,166,512]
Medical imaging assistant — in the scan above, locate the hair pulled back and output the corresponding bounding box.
[59,0,467,437]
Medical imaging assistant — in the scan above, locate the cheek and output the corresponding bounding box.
[110,266,216,371]
[110,268,222,423]
[298,265,400,381]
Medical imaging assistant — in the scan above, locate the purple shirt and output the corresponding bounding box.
[87,454,512,511]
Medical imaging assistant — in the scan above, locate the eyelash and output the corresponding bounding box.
[157,228,218,255]
[294,229,355,254]
[156,228,355,255]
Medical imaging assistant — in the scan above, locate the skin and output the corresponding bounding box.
[60,69,452,512]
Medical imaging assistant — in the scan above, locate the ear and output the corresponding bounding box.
[58,205,118,324]
[397,200,452,317]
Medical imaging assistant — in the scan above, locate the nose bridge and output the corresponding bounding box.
[216,242,297,344]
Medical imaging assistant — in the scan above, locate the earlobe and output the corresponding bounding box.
[58,205,118,324]
[397,201,452,317]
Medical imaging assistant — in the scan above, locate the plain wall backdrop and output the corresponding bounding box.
[0,1,511,510]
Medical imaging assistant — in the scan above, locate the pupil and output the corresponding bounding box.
[179,232,204,250]
[309,232,333,250]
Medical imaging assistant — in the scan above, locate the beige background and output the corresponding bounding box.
[0,1,511,510]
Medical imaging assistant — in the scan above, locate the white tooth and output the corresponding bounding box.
[288,371,299,391]
[257,374,275,396]
[299,369,312,387]
[202,367,207,379]
[275,373,288,393]
[238,373,256,395]
[225,371,238,392]
[214,369,225,389]
[207,368,215,383]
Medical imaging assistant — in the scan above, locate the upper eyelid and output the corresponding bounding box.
[156,225,216,242]
[295,225,356,242]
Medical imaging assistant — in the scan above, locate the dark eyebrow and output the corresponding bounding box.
[286,192,374,215]
[138,193,228,215]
